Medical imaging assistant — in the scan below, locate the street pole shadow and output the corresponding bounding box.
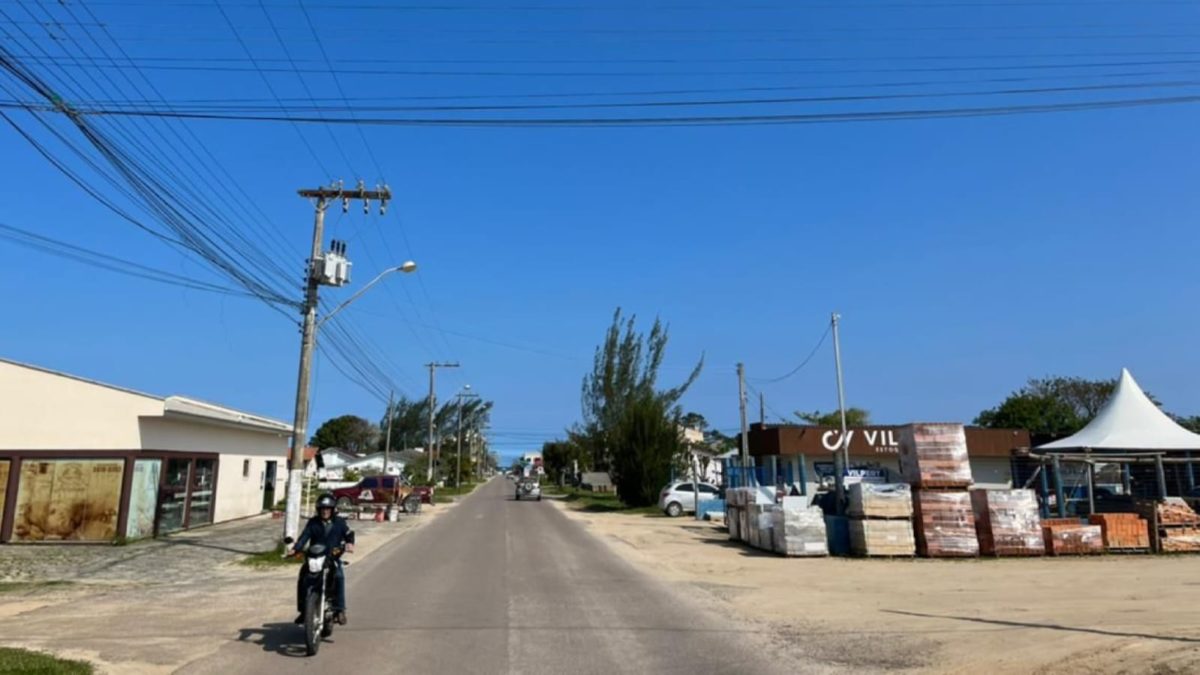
[237,623,322,657]
[882,610,1200,643]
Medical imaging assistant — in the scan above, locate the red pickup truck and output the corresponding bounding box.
[330,476,433,511]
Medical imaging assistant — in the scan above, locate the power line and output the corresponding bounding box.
[750,324,832,384]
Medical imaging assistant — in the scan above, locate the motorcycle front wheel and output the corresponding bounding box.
[304,587,323,656]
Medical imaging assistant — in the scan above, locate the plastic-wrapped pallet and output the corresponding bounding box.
[913,489,979,557]
[771,498,829,557]
[971,489,1044,557]
[1043,524,1103,555]
[738,508,751,544]
[848,483,913,519]
[726,506,741,541]
[753,505,775,551]
[850,519,915,556]
[898,423,973,488]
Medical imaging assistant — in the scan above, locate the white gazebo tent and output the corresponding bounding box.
[1034,368,1200,514]
[1038,368,1200,451]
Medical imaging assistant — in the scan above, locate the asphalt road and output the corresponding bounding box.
[186,477,787,675]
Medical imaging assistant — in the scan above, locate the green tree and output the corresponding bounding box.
[542,439,590,484]
[795,408,871,427]
[975,375,1164,438]
[680,411,708,432]
[310,415,378,454]
[609,392,685,507]
[578,308,703,469]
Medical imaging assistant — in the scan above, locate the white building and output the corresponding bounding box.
[0,358,291,543]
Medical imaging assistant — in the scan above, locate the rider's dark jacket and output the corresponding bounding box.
[292,515,355,554]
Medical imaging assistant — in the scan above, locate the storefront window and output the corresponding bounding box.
[0,460,9,517]
[187,459,215,527]
[12,459,124,542]
[125,459,161,540]
[158,458,191,535]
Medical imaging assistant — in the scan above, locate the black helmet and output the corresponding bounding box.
[316,493,336,513]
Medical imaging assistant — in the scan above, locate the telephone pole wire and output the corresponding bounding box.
[426,361,460,482]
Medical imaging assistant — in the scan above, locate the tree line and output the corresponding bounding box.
[309,394,495,485]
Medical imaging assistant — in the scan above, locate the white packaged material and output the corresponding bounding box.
[771,503,828,557]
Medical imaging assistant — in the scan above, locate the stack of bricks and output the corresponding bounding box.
[1041,518,1104,555]
[912,490,979,557]
[848,483,916,557]
[971,489,1045,557]
[1155,498,1200,553]
[899,423,979,558]
[1087,513,1150,551]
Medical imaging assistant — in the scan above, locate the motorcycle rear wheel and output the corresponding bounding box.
[304,588,322,656]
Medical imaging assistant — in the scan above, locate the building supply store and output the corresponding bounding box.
[748,423,1031,490]
[0,358,291,543]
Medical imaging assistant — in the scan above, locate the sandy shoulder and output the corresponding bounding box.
[553,499,1200,674]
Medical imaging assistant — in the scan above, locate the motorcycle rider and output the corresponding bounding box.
[292,493,355,625]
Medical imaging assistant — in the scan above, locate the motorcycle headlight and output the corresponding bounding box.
[307,555,326,574]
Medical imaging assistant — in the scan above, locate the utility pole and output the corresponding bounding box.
[284,181,390,543]
[383,390,394,477]
[759,391,766,426]
[425,361,460,482]
[455,386,480,489]
[737,363,749,486]
[831,312,849,517]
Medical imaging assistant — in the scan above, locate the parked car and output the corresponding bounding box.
[331,476,426,510]
[659,481,720,517]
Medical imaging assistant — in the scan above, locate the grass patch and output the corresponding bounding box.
[0,580,74,595]
[0,647,92,674]
[560,487,662,515]
[239,543,297,569]
[433,483,478,503]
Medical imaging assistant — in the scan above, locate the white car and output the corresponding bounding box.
[658,481,721,517]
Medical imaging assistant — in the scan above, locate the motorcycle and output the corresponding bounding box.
[286,537,345,656]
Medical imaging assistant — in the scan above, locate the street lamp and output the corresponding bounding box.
[318,261,418,328]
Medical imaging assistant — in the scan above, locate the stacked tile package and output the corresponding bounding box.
[899,423,978,557]
[1042,519,1104,555]
[1087,513,1150,551]
[848,483,914,519]
[771,497,829,557]
[850,519,917,556]
[898,423,973,488]
[912,489,980,557]
[848,483,915,556]
[971,489,1045,557]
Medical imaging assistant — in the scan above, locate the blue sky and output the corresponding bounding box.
[3,1,1200,461]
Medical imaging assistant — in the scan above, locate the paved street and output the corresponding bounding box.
[185,478,790,675]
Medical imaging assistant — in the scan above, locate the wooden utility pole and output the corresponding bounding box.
[383,390,394,477]
[425,362,459,482]
[831,312,848,517]
[759,391,766,426]
[737,363,749,485]
[455,387,479,489]
[285,182,391,542]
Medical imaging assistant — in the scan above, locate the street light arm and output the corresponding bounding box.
[317,262,416,328]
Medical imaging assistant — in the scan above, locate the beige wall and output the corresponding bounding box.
[970,458,1014,489]
[213,453,287,522]
[0,361,162,450]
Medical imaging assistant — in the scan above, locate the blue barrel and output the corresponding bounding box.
[824,515,850,556]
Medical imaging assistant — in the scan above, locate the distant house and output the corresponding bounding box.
[317,448,358,480]
[344,451,405,477]
[580,471,614,493]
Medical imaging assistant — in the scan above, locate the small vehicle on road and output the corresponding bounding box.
[331,475,424,514]
[286,538,347,656]
[659,481,721,517]
[515,478,541,501]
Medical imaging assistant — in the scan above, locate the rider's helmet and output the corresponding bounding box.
[316,493,337,515]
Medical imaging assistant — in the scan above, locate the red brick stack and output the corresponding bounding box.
[913,490,979,557]
[1041,518,1104,555]
[1087,513,1150,551]
[971,489,1044,557]
[900,423,979,558]
[1151,499,1200,552]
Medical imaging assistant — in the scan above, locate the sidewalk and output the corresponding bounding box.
[0,512,419,585]
[0,505,450,674]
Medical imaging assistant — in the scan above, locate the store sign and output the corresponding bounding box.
[820,428,901,454]
[812,462,890,484]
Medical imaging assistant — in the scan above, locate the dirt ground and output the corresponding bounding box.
[554,503,1200,674]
